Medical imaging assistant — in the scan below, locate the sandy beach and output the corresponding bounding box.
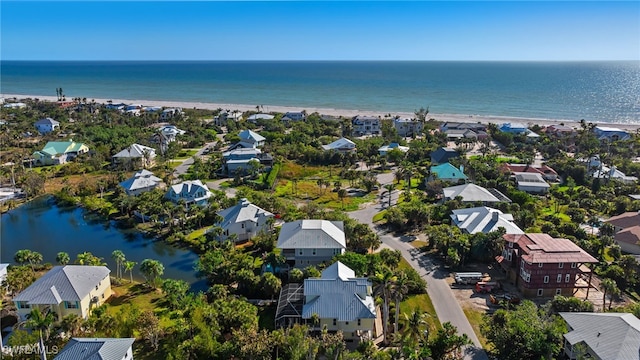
[4,93,640,131]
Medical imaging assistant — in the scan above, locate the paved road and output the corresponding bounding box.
[349,171,489,360]
[172,141,217,179]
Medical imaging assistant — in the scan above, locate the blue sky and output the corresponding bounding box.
[1,1,638,61]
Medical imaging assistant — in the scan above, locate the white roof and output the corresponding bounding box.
[561,312,640,360]
[217,198,274,228]
[595,126,626,132]
[112,144,156,159]
[378,143,409,153]
[514,172,550,188]
[451,206,523,234]
[593,166,638,182]
[119,169,162,192]
[14,266,110,304]
[322,137,356,151]
[443,183,510,203]
[159,125,186,136]
[302,262,376,321]
[248,113,274,121]
[277,220,346,249]
[55,338,135,360]
[222,148,262,158]
[238,129,266,143]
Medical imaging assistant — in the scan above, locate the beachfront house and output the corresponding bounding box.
[13,265,112,321]
[430,147,459,165]
[214,110,243,126]
[32,141,89,166]
[238,129,266,148]
[514,172,550,194]
[214,198,274,243]
[160,108,183,120]
[451,206,523,235]
[282,111,306,122]
[499,122,528,134]
[55,338,135,360]
[442,183,511,204]
[34,117,60,134]
[394,117,423,137]
[276,220,346,268]
[378,143,409,156]
[248,113,275,123]
[4,102,27,109]
[112,144,156,169]
[593,126,630,142]
[165,180,212,207]
[440,122,487,132]
[352,115,381,136]
[560,312,640,360]
[429,163,468,183]
[119,169,163,196]
[497,233,598,297]
[322,137,356,153]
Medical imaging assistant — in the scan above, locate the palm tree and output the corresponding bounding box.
[337,188,347,210]
[401,309,430,347]
[111,250,126,280]
[600,278,619,311]
[56,252,70,266]
[24,308,56,360]
[393,272,411,334]
[373,269,397,345]
[60,313,84,338]
[140,259,164,288]
[124,261,137,283]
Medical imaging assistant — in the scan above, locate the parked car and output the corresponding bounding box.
[475,281,501,293]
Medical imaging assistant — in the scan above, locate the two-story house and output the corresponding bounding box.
[112,144,157,169]
[32,141,89,166]
[282,111,306,122]
[451,206,523,235]
[165,180,212,207]
[55,338,135,360]
[393,117,423,137]
[352,115,381,136]
[214,198,274,242]
[322,137,356,153]
[13,265,112,321]
[238,129,266,148]
[276,220,346,268]
[497,233,598,297]
[34,117,60,134]
[119,169,163,196]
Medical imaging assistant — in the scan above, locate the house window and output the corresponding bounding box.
[333,319,337,326]
[556,288,562,295]
[566,274,571,283]
[558,262,564,269]
[537,289,543,297]
[241,223,245,229]
[17,301,30,309]
[345,322,349,325]
[299,249,303,256]
[571,262,577,268]
[96,285,99,290]
[64,301,79,309]
[538,263,543,268]
[506,251,512,261]
[557,274,562,283]
[358,319,361,326]
[544,276,549,283]
[508,241,513,248]
[312,249,316,256]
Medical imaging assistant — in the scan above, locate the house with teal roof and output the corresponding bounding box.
[32,141,89,166]
[429,162,468,183]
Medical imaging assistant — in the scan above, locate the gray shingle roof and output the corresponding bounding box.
[561,312,640,360]
[217,198,274,228]
[302,262,376,321]
[277,220,346,249]
[238,129,266,143]
[14,266,110,304]
[54,338,135,360]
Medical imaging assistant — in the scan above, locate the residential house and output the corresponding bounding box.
[238,129,266,148]
[544,124,576,137]
[247,113,274,122]
[165,180,212,207]
[593,126,630,142]
[429,163,468,183]
[214,110,243,126]
[34,117,60,134]
[275,262,378,342]
[215,198,274,242]
[500,163,559,182]
[276,220,346,268]
[222,148,265,175]
[378,143,409,156]
[497,233,598,297]
[442,183,511,203]
[3,102,27,109]
[394,117,423,137]
[322,137,356,153]
[560,312,640,360]
[439,122,487,132]
[499,123,528,134]
[158,125,186,142]
[351,115,381,136]
[282,111,306,122]
[605,211,640,254]
[451,207,523,235]
[0,263,8,290]
[159,108,183,120]
[514,172,550,194]
[119,169,163,196]
[430,147,459,165]
[112,144,156,169]
[591,165,638,184]
[33,141,89,166]
[13,265,112,320]
[54,338,135,360]
[444,129,488,141]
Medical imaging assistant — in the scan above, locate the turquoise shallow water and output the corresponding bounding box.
[1,60,639,123]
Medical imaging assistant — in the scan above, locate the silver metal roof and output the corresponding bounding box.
[217,198,274,228]
[451,206,523,235]
[54,338,135,360]
[14,266,110,304]
[276,220,346,249]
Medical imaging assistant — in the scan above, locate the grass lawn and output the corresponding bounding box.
[462,307,490,349]
[540,204,571,222]
[410,240,429,249]
[372,210,387,223]
[400,294,441,334]
[107,281,175,328]
[174,149,199,160]
[187,226,210,241]
[274,179,376,211]
[397,257,413,271]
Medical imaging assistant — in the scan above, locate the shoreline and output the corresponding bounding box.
[4,93,640,131]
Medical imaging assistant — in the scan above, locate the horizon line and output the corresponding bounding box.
[2,59,639,62]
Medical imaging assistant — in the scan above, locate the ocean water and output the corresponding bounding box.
[1,61,639,123]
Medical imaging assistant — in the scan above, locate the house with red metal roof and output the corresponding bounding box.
[497,233,598,298]
[500,163,559,182]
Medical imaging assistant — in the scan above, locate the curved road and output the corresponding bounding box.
[348,172,489,360]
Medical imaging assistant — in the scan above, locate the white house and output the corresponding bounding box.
[3,102,26,109]
[276,220,346,268]
[514,172,550,194]
[322,137,356,153]
[165,180,212,207]
[119,169,163,196]
[247,113,274,122]
[442,183,511,203]
[214,110,243,125]
[592,165,638,184]
[112,144,157,168]
[160,108,183,120]
[158,125,186,142]
[34,117,60,134]
[222,148,262,161]
[215,198,274,242]
[394,117,423,137]
[593,126,630,142]
[451,207,523,235]
[282,111,306,121]
[352,115,381,136]
[54,338,135,360]
[378,143,409,156]
[301,261,377,341]
[238,129,266,148]
[13,266,112,321]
